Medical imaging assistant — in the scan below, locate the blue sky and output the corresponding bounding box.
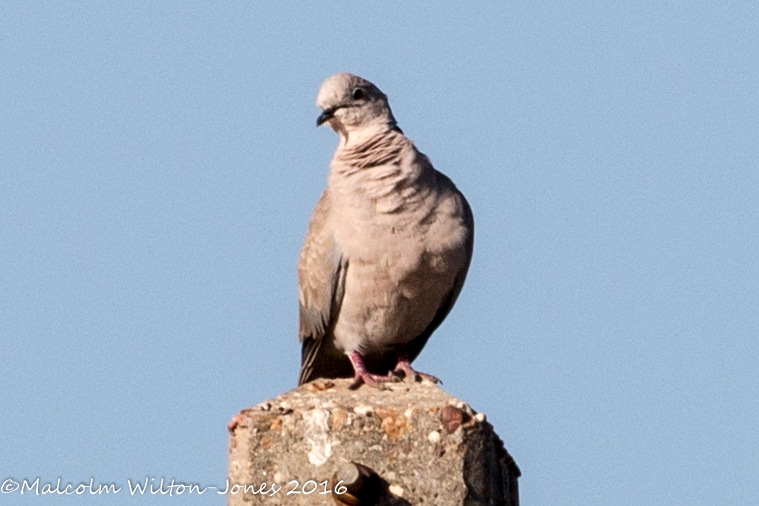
[1,2,758,505]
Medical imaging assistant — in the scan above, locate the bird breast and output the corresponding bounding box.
[329,165,469,354]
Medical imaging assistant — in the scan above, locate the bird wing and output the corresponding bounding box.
[297,191,353,385]
[405,188,475,365]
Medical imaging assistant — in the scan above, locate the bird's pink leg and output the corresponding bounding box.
[393,348,441,384]
[348,352,400,389]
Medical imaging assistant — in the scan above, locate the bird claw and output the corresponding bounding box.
[389,370,404,381]
[346,350,438,389]
[393,363,441,384]
[415,371,442,384]
[349,371,402,390]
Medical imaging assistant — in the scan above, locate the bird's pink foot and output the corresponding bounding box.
[348,352,401,390]
[393,361,440,383]
[349,371,400,390]
[393,349,441,384]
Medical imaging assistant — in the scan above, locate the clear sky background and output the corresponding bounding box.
[1,2,757,505]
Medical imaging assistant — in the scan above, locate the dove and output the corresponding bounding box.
[298,73,474,388]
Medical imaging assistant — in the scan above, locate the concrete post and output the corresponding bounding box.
[228,379,520,505]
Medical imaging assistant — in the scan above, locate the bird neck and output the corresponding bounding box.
[333,129,408,174]
[338,119,399,149]
[329,131,434,218]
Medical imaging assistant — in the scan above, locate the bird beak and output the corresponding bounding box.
[316,108,335,127]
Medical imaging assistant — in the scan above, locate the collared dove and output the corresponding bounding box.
[298,73,474,388]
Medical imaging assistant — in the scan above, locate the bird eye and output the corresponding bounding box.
[351,88,365,100]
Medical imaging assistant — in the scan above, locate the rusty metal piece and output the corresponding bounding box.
[441,405,469,434]
[330,462,380,506]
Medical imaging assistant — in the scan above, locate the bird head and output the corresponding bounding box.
[316,73,398,142]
